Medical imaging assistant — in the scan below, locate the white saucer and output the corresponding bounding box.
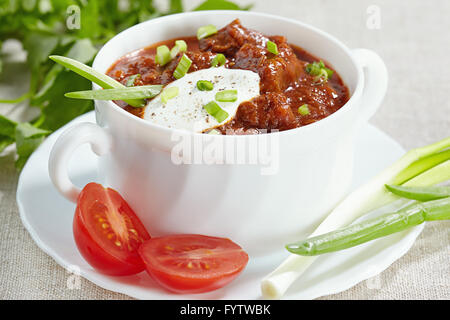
[17,111,423,300]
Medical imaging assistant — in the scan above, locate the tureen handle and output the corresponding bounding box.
[352,48,388,124]
[48,122,112,203]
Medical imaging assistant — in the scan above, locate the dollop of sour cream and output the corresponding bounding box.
[143,67,260,132]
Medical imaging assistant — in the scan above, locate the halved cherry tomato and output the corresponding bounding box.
[138,234,249,293]
[73,183,151,276]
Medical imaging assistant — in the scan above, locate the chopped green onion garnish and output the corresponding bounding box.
[161,86,179,104]
[155,45,171,66]
[298,104,310,115]
[211,54,226,67]
[319,68,329,79]
[64,85,163,104]
[203,101,229,123]
[173,54,192,79]
[305,60,334,83]
[197,80,214,91]
[208,129,221,135]
[197,24,218,40]
[305,61,324,76]
[215,89,237,102]
[313,69,329,83]
[126,74,141,87]
[266,41,278,55]
[170,40,187,58]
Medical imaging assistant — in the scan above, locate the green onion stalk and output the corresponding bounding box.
[65,85,162,102]
[49,56,145,107]
[286,196,450,256]
[384,184,450,201]
[261,137,450,299]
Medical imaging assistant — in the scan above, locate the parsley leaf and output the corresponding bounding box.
[169,0,184,13]
[23,32,59,70]
[0,114,17,138]
[0,115,17,153]
[15,123,50,169]
[38,68,94,131]
[0,40,3,74]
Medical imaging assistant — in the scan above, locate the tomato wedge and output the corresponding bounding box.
[138,234,249,293]
[73,183,151,276]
